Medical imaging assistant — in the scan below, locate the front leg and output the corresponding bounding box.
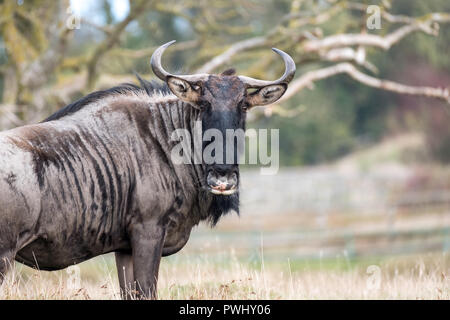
[131,222,166,300]
[115,251,135,300]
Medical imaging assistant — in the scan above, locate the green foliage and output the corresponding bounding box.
[0,0,448,164]
[254,0,450,166]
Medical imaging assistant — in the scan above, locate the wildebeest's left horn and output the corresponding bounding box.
[238,48,296,88]
[151,40,209,82]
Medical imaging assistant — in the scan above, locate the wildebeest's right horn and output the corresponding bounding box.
[151,40,209,83]
[238,48,296,88]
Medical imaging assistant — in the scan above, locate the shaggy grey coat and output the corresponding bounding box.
[0,82,237,299]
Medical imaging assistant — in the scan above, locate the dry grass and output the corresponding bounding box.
[0,252,448,300]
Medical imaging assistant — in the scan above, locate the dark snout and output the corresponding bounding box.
[206,165,238,196]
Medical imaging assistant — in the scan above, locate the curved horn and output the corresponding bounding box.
[151,40,209,82]
[238,48,296,88]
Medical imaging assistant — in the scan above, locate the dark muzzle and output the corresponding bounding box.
[206,165,238,196]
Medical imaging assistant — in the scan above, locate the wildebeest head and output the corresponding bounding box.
[151,40,295,196]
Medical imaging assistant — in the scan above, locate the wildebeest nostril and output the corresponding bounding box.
[207,170,238,190]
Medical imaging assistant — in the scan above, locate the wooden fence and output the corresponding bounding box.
[184,166,450,261]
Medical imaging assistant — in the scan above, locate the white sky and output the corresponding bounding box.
[70,0,130,24]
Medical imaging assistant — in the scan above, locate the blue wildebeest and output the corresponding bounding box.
[0,41,295,299]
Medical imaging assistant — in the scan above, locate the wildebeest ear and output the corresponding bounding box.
[246,84,287,107]
[167,76,201,103]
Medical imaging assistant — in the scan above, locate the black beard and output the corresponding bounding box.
[201,190,240,227]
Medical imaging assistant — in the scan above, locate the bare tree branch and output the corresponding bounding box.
[86,0,150,90]
[278,63,449,104]
[194,1,345,74]
[109,40,199,59]
[80,18,113,35]
[321,46,378,73]
[281,1,346,28]
[305,25,421,52]
[347,2,449,26]
[0,104,25,128]
[339,63,449,103]
[21,27,73,89]
[304,13,450,52]
[196,37,267,73]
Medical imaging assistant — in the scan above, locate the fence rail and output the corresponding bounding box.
[185,166,450,260]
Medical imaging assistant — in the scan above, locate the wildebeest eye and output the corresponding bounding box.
[240,101,249,112]
[199,100,211,111]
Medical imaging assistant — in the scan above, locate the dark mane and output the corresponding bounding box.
[43,75,171,122]
[220,68,236,76]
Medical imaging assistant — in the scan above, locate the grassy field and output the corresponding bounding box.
[1,202,449,300]
[1,251,448,300]
[2,159,449,300]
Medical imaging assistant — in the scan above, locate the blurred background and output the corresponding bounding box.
[0,0,449,299]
